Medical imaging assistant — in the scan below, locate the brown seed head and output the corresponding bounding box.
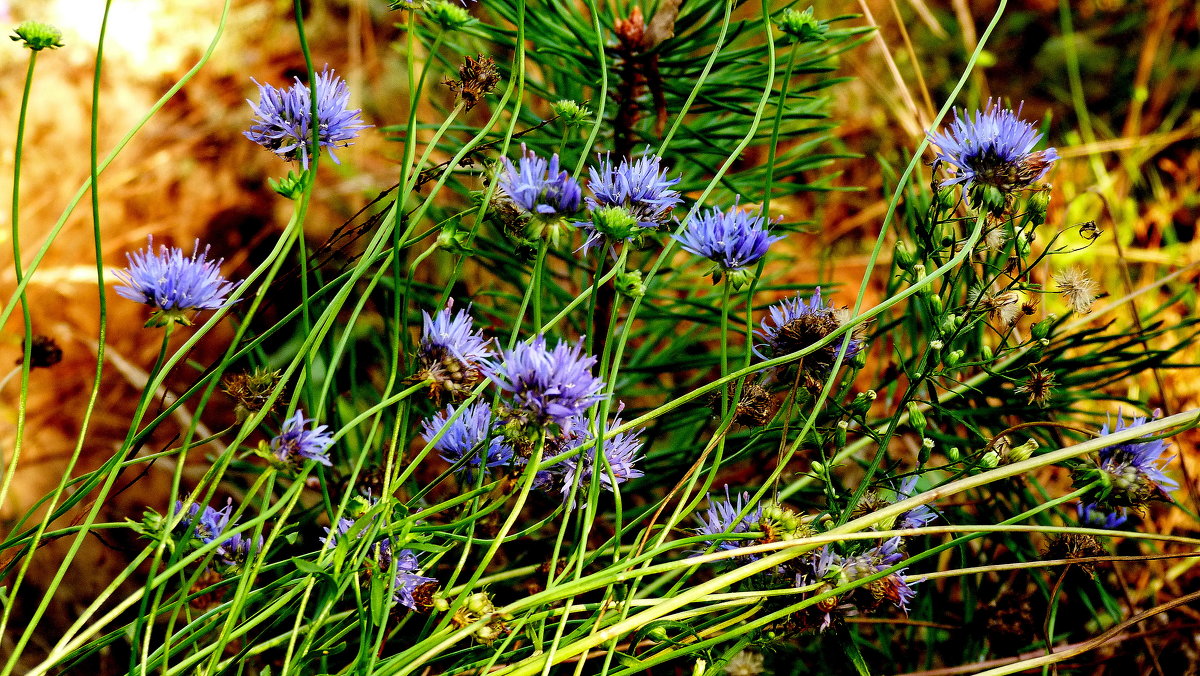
[444,55,500,111]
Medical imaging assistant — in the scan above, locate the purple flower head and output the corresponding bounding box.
[421,402,513,480]
[575,152,682,250]
[558,418,644,500]
[673,200,784,276]
[754,288,863,374]
[485,335,606,434]
[1091,413,1177,507]
[894,476,938,530]
[270,410,335,467]
[115,237,238,326]
[1077,502,1128,530]
[499,144,582,219]
[417,302,494,400]
[245,66,370,169]
[175,499,260,567]
[695,486,763,553]
[928,100,1059,191]
[323,514,436,610]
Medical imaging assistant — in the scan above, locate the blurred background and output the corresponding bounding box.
[1,0,1197,670]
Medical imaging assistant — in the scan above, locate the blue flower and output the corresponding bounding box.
[1077,502,1127,529]
[499,144,582,219]
[673,200,784,279]
[928,100,1059,191]
[417,303,494,400]
[753,288,862,374]
[837,537,917,611]
[485,335,606,434]
[270,410,334,467]
[245,66,369,169]
[695,486,763,553]
[324,515,436,611]
[575,152,682,250]
[894,476,938,530]
[114,237,238,326]
[175,500,260,567]
[421,402,513,479]
[558,419,644,499]
[1088,414,1177,507]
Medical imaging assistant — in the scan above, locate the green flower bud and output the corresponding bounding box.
[776,7,829,43]
[979,450,1000,469]
[810,460,825,475]
[919,436,935,463]
[981,345,994,361]
[437,220,473,254]
[615,269,645,299]
[11,21,64,51]
[1028,188,1051,225]
[912,264,927,281]
[834,419,848,448]
[894,243,914,270]
[723,266,756,291]
[1006,438,1039,464]
[946,446,961,462]
[268,170,308,200]
[466,592,494,616]
[426,0,473,30]
[1031,315,1055,340]
[849,390,876,416]
[906,401,927,433]
[928,294,943,314]
[551,99,592,127]
[944,349,964,368]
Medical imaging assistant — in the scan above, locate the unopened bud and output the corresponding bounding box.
[907,402,927,433]
[1031,315,1056,340]
[944,349,964,368]
[928,294,944,314]
[979,451,1000,469]
[894,243,914,270]
[849,390,876,416]
[946,446,961,462]
[1006,438,1039,464]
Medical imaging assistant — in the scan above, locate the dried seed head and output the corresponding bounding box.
[1043,533,1107,575]
[1053,267,1099,315]
[968,288,1024,327]
[731,381,778,427]
[1015,367,1056,407]
[222,368,282,419]
[443,55,500,111]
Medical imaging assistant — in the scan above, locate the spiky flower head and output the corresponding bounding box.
[114,237,238,327]
[814,537,918,613]
[580,152,682,234]
[416,303,494,401]
[421,402,513,480]
[426,0,473,30]
[1053,267,1099,315]
[1076,414,1178,508]
[485,335,606,435]
[1015,367,1056,407]
[11,21,64,50]
[270,410,334,468]
[175,500,260,567]
[928,100,1059,192]
[323,514,437,611]
[498,144,582,245]
[673,200,784,286]
[753,288,863,375]
[245,66,369,169]
[558,419,644,500]
[443,55,499,110]
[551,99,592,127]
[695,486,763,553]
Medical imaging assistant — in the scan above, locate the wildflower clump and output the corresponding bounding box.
[245,66,369,168]
[175,500,260,568]
[324,513,437,611]
[114,237,239,327]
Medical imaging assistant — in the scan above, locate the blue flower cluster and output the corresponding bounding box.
[694,487,763,553]
[928,100,1059,192]
[575,152,682,251]
[417,304,494,400]
[485,335,607,435]
[114,237,238,326]
[175,500,260,567]
[1078,414,1177,511]
[801,537,917,630]
[324,514,436,611]
[557,420,645,501]
[499,144,582,219]
[673,200,784,282]
[245,66,369,168]
[270,410,335,468]
[421,402,513,480]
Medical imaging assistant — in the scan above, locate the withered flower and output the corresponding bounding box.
[444,55,500,111]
